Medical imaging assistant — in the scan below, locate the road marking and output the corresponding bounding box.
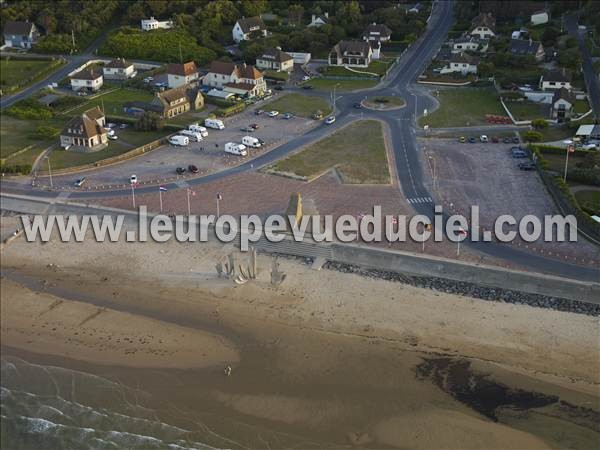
[53,192,71,203]
[406,197,433,204]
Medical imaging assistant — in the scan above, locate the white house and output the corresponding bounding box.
[329,40,373,68]
[551,88,575,120]
[256,48,294,72]
[2,20,40,49]
[287,52,311,64]
[531,10,549,26]
[60,107,108,151]
[203,61,266,98]
[70,68,103,92]
[539,69,572,91]
[141,17,173,31]
[441,53,479,75]
[470,12,496,39]
[103,58,136,80]
[451,36,488,54]
[166,61,199,88]
[363,23,392,43]
[308,13,329,27]
[232,16,267,43]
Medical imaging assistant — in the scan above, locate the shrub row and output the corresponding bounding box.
[0,164,32,175]
[216,102,245,117]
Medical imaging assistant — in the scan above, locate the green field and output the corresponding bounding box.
[67,88,154,117]
[117,128,169,146]
[308,78,378,92]
[264,94,332,118]
[574,99,591,114]
[48,141,133,170]
[0,116,64,160]
[419,88,504,128]
[574,189,600,214]
[268,120,390,184]
[0,58,64,93]
[506,101,544,121]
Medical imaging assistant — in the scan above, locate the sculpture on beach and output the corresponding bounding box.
[215,247,285,287]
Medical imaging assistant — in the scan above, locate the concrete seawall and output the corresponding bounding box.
[2,193,598,305]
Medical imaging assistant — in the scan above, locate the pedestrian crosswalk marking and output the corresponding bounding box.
[406,197,433,204]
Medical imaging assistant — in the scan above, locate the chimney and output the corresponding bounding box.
[312,14,316,22]
[325,12,329,18]
[529,37,532,46]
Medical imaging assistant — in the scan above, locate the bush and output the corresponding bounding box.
[34,34,77,54]
[6,98,54,120]
[100,28,216,65]
[205,96,237,108]
[523,131,543,142]
[36,126,60,138]
[568,168,600,186]
[0,164,32,175]
[500,91,524,100]
[531,118,549,129]
[216,102,245,117]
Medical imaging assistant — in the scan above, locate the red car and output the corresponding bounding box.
[250,123,259,129]
[188,164,199,173]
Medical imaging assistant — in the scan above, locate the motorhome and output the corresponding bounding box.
[242,136,261,148]
[168,135,190,146]
[205,118,225,130]
[224,142,247,156]
[188,123,208,137]
[180,130,203,142]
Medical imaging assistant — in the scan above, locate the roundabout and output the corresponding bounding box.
[362,95,406,111]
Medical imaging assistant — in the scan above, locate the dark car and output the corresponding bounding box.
[176,167,186,175]
[274,85,284,91]
[503,137,511,143]
[282,112,293,119]
[518,162,536,171]
[491,136,499,143]
[257,138,265,145]
[468,137,477,143]
[188,165,199,174]
[250,123,260,129]
[513,136,520,143]
[511,148,527,158]
[74,177,86,187]
[241,126,254,132]
[353,103,363,109]
[302,85,313,90]
[255,109,264,115]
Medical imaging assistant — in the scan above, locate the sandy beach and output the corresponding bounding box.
[1,228,599,449]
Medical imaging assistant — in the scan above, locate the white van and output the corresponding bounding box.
[188,124,208,137]
[180,129,203,142]
[169,135,189,146]
[224,142,247,156]
[205,118,225,130]
[242,136,261,148]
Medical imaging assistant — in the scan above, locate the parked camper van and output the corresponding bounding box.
[188,124,208,137]
[224,142,247,156]
[180,130,203,142]
[205,118,225,130]
[168,135,189,146]
[242,136,261,148]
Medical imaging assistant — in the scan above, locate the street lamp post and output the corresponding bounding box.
[45,156,53,188]
[564,145,574,182]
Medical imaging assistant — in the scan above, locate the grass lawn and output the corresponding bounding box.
[309,78,378,92]
[506,101,544,121]
[0,115,64,159]
[537,126,574,142]
[540,150,586,173]
[0,58,65,93]
[48,141,133,170]
[419,88,504,128]
[264,94,332,118]
[268,120,389,184]
[117,128,169,146]
[320,60,389,77]
[574,99,591,114]
[574,190,600,214]
[67,88,154,117]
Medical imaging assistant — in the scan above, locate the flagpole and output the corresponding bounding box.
[187,189,191,216]
[216,195,220,218]
[457,238,460,257]
[131,184,136,208]
[159,188,163,213]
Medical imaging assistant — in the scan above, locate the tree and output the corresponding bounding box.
[558,48,582,70]
[135,112,164,131]
[240,0,267,18]
[288,4,304,26]
[524,130,543,142]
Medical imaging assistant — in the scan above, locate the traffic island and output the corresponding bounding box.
[362,96,406,111]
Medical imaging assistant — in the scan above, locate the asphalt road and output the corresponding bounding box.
[565,14,600,119]
[1,1,598,282]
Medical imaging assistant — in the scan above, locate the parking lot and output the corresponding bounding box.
[48,106,315,188]
[419,137,600,262]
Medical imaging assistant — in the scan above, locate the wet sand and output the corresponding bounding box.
[1,234,599,449]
